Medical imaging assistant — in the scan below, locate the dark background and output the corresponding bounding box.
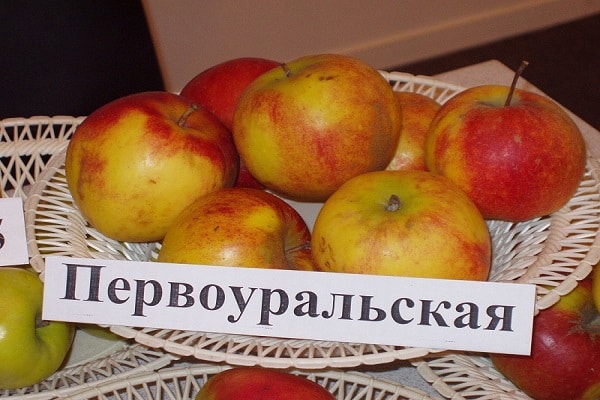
[1,2,598,130]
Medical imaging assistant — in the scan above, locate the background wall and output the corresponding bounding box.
[142,0,600,92]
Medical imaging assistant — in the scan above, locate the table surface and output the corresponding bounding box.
[362,59,600,398]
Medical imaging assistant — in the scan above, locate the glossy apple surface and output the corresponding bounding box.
[157,187,314,270]
[491,278,600,400]
[195,367,335,400]
[65,91,239,242]
[232,53,401,201]
[386,91,440,171]
[0,267,74,389]
[425,85,586,222]
[311,170,491,280]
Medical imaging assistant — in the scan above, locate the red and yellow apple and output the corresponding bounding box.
[180,57,280,189]
[180,57,279,131]
[491,278,600,400]
[65,91,239,242]
[157,187,314,271]
[0,267,74,389]
[386,92,440,171]
[195,367,335,400]
[425,84,586,222]
[311,170,491,280]
[232,53,402,201]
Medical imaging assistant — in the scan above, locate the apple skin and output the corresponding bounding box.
[180,57,280,189]
[311,170,491,280]
[386,92,440,171]
[65,91,239,242]
[232,53,402,202]
[0,267,75,389]
[491,278,600,400]
[157,187,314,271]
[180,57,280,131]
[195,367,335,400]
[425,85,586,222]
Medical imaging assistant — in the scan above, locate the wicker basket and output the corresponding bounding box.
[0,116,178,398]
[15,72,600,399]
[61,363,440,400]
[412,354,531,400]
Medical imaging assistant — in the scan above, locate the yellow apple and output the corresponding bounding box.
[386,92,440,171]
[157,187,314,270]
[65,91,239,242]
[232,53,401,202]
[311,170,491,280]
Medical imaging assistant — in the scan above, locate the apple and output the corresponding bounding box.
[232,53,402,202]
[195,367,335,400]
[311,170,491,280]
[180,57,280,131]
[386,91,440,171]
[0,267,74,389]
[157,187,314,271]
[491,278,600,400]
[180,57,280,189]
[65,91,239,242]
[425,63,586,221]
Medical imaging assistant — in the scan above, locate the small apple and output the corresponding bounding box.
[0,267,75,389]
[180,57,280,189]
[425,63,586,221]
[311,170,491,280]
[386,91,440,171]
[195,367,335,400]
[491,278,600,400]
[65,91,239,242]
[232,53,402,202]
[157,187,314,271]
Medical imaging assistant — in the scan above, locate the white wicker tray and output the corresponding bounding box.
[62,362,441,400]
[412,354,530,400]
[0,116,177,398]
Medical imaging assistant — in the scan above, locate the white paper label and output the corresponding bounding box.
[43,255,536,355]
[0,197,29,266]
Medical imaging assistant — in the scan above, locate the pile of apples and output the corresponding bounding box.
[1,53,593,395]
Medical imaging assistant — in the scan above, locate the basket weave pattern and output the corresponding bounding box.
[62,363,440,400]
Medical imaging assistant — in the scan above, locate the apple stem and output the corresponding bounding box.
[177,103,199,127]
[280,63,291,77]
[386,194,401,212]
[504,60,529,106]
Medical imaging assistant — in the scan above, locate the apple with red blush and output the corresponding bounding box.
[491,277,600,400]
[425,61,586,221]
[180,57,280,189]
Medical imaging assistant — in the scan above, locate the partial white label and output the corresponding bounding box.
[0,197,29,266]
[43,256,536,355]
